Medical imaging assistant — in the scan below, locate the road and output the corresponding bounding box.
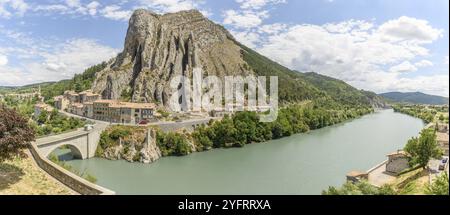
[58,110,220,132]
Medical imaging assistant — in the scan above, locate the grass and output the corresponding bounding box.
[391,167,429,195]
[0,155,73,195]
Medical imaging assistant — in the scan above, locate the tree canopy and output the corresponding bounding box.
[404,128,442,168]
[0,106,36,161]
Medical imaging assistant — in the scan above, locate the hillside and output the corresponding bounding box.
[5,9,386,110]
[90,9,383,109]
[380,92,449,105]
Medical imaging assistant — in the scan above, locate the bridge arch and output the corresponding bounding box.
[49,144,84,160]
[43,143,86,160]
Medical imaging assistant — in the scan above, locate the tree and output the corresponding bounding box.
[322,180,396,195]
[37,110,49,125]
[404,129,442,168]
[427,172,449,195]
[0,106,36,161]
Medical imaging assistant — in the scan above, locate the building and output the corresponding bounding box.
[91,100,156,124]
[93,100,113,122]
[386,151,410,175]
[79,90,100,103]
[64,90,80,103]
[34,103,54,118]
[83,102,94,118]
[53,95,70,110]
[69,103,84,116]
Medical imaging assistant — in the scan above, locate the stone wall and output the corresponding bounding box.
[29,142,115,195]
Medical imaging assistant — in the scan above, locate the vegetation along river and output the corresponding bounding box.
[55,109,425,194]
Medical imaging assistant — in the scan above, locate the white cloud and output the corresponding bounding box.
[0,0,28,18]
[0,39,119,86]
[377,16,443,44]
[392,75,449,97]
[230,30,261,48]
[100,5,132,21]
[414,60,433,67]
[87,1,101,16]
[223,0,285,29]
[223,10,268,29]
[389,61,417,73]
[138,0,203,13]
[258,23,288,35]
[34,4,69,13]
[236,0,286,10]
[0,54,7,66]
[243,16,448,96]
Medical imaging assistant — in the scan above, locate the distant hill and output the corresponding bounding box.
[379,92,449,105]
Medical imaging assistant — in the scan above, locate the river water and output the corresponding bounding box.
[57,109,424,195]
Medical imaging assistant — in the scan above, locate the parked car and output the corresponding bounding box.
[439,163,446,171]
[442,157,448,163]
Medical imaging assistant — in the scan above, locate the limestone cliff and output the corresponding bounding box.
[93,9,250,105]
[99,128,161,164]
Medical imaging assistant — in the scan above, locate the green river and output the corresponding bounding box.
[56,109,424,194]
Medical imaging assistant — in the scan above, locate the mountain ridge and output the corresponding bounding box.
[379,92,449,105]
[3,9,387,110]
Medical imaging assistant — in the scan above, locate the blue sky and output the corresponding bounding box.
[0,0,448,96]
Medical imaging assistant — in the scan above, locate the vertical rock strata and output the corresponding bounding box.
[93,9,251,106]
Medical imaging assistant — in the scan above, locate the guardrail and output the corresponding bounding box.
[29,142,115,195]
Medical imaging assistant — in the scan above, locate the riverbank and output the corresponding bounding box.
[61,109,424,194]
[0,154,73,195]
[348,107,449,194]
[94,104,374,164]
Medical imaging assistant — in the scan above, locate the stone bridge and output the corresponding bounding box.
[35,124,108,160]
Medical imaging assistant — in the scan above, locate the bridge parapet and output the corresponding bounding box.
[35,123,108,160]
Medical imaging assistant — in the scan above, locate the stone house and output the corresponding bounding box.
[83,102,94,118]
[79,90,100,103]
[34,103,54,118]
[53,95,69,110]
[386,151,410,175]
[69,103,84,116]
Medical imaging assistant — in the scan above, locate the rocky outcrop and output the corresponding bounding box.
[140,129,162,164]
[99,128,161,164]
[93,9,251,106]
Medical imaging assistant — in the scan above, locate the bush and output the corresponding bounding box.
[427,172,449,195]
[157,132,192,156]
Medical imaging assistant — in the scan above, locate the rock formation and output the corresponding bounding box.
[140,129,162,164]
[93,9,251,106]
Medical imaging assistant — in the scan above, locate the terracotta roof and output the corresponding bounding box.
[387,150,408,157]
[35,103,54,111]
[71,103,84,108]
[94,99,118,104]
[110,102,156,109]
[93,99,156,109]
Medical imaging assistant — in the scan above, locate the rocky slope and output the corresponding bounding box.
[93,9,250,105]
[92,9,386,108]
[97,127,161,164]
